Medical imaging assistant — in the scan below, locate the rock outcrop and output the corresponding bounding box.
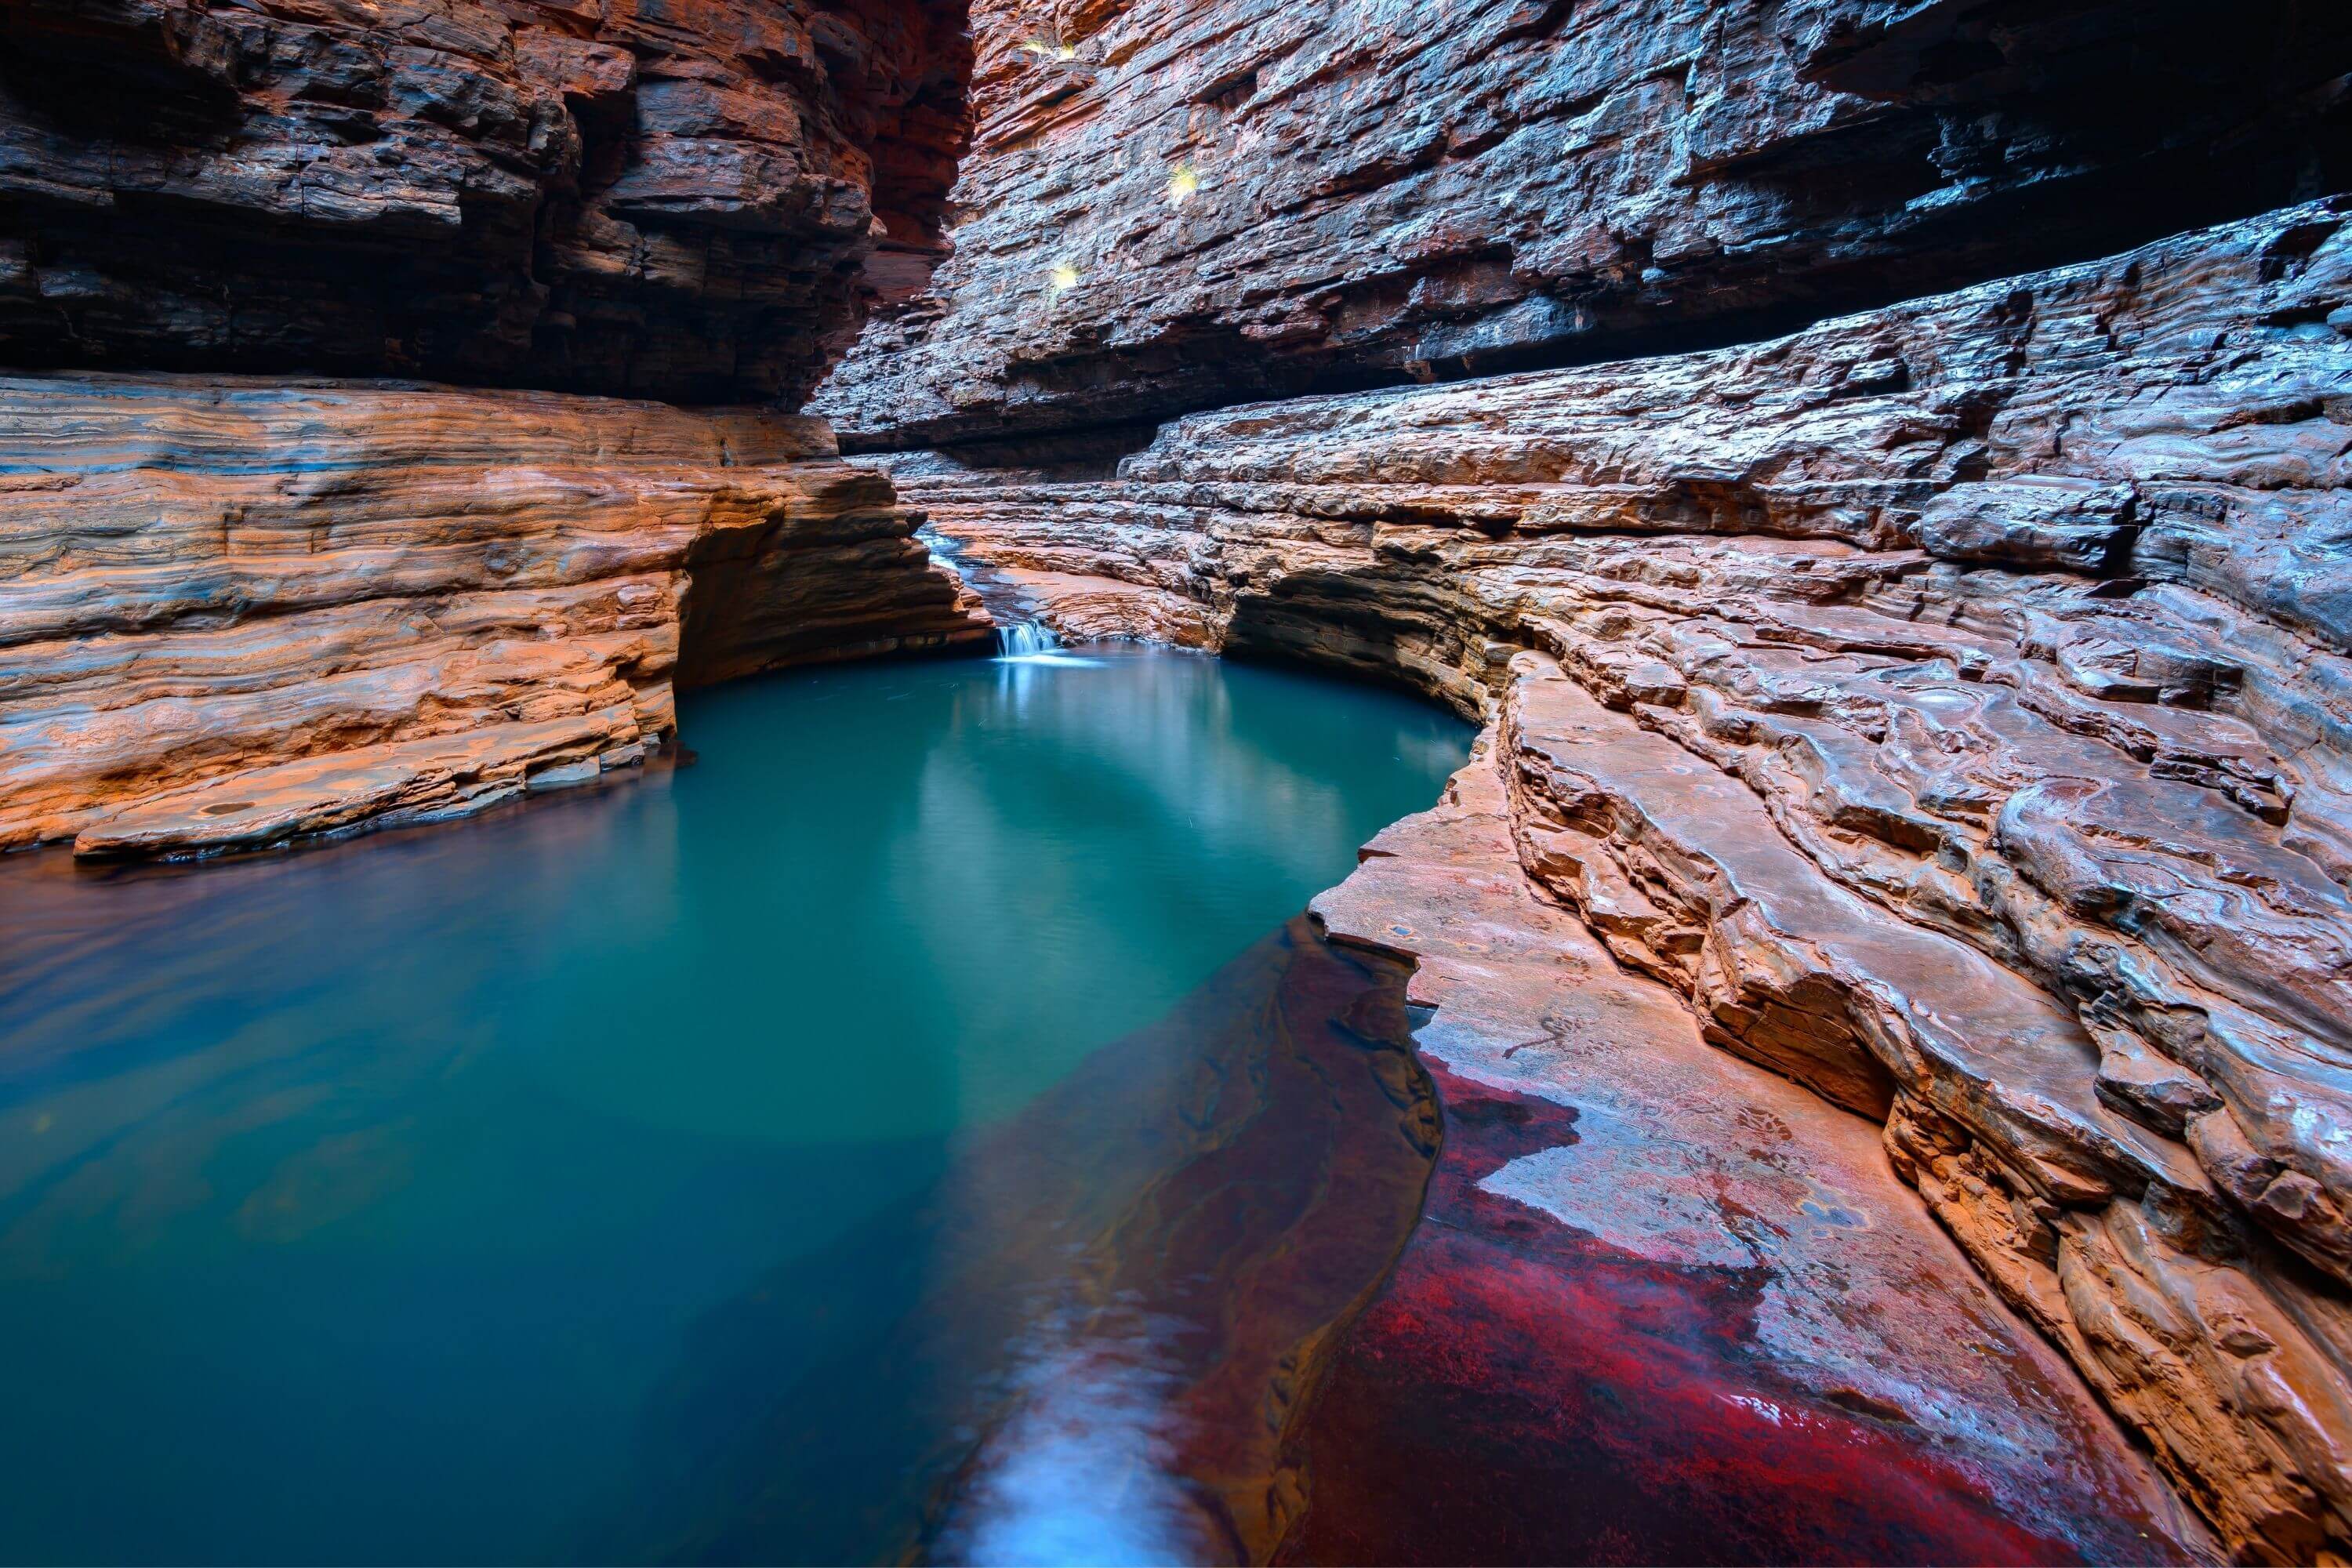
[0,0,971,404]
[869,201,2352,1560]
[1292,736,2208,1564]
[0,373,986,857]
[814,0,2352,447]
[0,0,993,858]
[9,0,2352,1553]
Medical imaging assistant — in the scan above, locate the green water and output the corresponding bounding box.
[0,645,1470,1564]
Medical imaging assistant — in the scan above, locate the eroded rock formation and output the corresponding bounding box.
[869,201,2352,1559]
[1294,739,2206,1564]
[815,0,2352,446]
[0,0,971,404]
[0,375,985,856]
[9,0,2352,1554]
[0,0,991,857]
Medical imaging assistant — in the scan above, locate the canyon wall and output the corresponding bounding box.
[822,2,2352,1552]
[9,0,2352,1552]
[815,0,2352,447]
[0,0,990,857]
[863,195,2352,1563]
[0,0,972,403]
[0,376,984,856]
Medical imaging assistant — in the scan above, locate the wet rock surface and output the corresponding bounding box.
[0,0,971,404]
[1292,743,2208,1565]
[0,373,987,856]
[873,201,2352,1559]
[814,0,2352,447]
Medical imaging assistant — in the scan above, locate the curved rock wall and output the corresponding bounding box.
[814,0,2351,447]
[0,0,971,404]
[0,0,990,858]
[872,201,2352,1559]
[0,375,986,857]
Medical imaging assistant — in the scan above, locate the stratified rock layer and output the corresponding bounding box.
[871,201,2352,1560]
[0,0,971,404]
[815,0,2351,446]
[0,373,987,857]
[1289,739,2207,1565]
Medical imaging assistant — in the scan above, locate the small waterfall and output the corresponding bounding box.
[995,619,1062,659]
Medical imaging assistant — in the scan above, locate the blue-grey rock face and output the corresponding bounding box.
[814,0,2352,447]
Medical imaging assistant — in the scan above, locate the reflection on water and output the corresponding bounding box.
[0,647,1469,1564]
[939,1303,1209,1567]
[612,916,1439,1567]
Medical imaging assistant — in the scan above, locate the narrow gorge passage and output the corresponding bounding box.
[5,0,2352,1559]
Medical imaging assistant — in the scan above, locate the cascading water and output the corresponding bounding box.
[996,620,1062,658]
[920,526,1072,663]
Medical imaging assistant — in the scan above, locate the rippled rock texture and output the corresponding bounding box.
[814,0,2352,447]
[0,374,986,856]
[1294,741,2205,1565]
[0,0,971,404]
[873,201,2352,1560]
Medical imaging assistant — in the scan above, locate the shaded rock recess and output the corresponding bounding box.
[0,0,993,858]
[844,16,2352,1541]
[1,0,973,404]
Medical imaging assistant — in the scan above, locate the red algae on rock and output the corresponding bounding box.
[1283,742,2211,1565]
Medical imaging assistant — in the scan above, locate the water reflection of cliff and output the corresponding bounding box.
[615,919,1436,1566]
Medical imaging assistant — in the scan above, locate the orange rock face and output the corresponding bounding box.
[870,201,2352,1560]
[0,0,989,855]
[1298,739,2211,1564]
[0,373,988,856]
[0,0,971,403]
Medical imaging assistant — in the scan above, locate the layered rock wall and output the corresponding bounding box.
[0,0,971,404]
[0,375,985,856]
[871,201,2352,1559]
[815,0,2352,446]
[0,0,991,858]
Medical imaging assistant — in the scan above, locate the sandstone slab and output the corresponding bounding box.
[0,372,988,857]
[1298,739,2209,1563]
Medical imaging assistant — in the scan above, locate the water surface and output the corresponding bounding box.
[0,646,1472,1564]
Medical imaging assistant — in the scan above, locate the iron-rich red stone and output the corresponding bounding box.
[885,201,2352,1559]
[1288,753,2206,1565]
[0,0,974,404]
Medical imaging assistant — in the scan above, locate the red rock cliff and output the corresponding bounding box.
[0,0,971,404]
[0,0,990,855]
[873,195,2352,1565]
[823,0,2352,1552]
